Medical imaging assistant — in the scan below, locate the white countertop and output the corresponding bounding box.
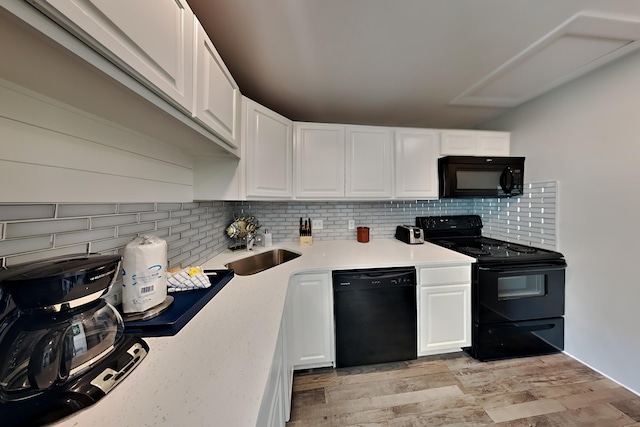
[53,239,473,427]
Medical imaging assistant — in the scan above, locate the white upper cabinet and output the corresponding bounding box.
[193,19,240,148]
[345,126,393,198]
[245,98,293,198]
[294,123,393,199]
[28,0,240,150]
[30,0,195,113]
[394,129,440,199]
[440,130,510,156]
[295,123,345,198]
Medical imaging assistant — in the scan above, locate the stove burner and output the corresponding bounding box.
[506,244,538,254]
[435,240,455,248]
[477,237,498,245]
[459,246,490,256]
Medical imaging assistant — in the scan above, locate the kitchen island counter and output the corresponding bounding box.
[53,239,473,427]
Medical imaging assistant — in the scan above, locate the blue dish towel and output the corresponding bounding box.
[167,267,211,292]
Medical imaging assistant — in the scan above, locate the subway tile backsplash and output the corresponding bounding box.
[0,181,557,269]
[0,202,236,268]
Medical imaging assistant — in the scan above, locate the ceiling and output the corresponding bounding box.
[187,0,640,129]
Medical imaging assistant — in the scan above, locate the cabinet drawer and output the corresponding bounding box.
[419,265,471,285]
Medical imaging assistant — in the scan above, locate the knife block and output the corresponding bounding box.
[299,236,313,246]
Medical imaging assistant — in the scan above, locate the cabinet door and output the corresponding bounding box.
[245,99,293,198]
[295,123,345,198]
[394,129,439,199]
[418,283,471,356]
[32,0,195,113]
[346,126,393,198]
[289,273,335,369]
[194,20,240,148]
[477,132,510,156]
[440,130,510,156]
[440,130,479,155]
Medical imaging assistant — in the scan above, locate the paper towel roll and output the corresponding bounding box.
[122,235,168,313]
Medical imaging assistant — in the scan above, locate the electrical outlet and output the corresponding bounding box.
[312,219,323,230]
[348,219,355,230]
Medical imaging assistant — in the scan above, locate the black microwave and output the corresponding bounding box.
[438,156,525,198]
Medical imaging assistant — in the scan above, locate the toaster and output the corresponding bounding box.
[395,225,424,245]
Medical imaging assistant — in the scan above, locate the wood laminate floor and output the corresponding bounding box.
[286,352,640,426]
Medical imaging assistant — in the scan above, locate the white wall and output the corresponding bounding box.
[483,50,640,394]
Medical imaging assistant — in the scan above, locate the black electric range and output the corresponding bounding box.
[416,215,567,361]
[416,215,564,264]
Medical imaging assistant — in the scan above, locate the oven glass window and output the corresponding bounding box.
[456,171,502,189]
[498,274,546,299]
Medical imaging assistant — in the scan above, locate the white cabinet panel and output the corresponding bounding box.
[477,132,511,156]
[440,130,510,156]
[245,99,293,198]
[31,0,195,113]
[346,126,393,198]
[294,123,394,199]
[394,129,439,199]
[420,265,471,285]
[289,273,335,369]
[194,20,240,148]
[295,123,345,198]
[419,283,471,355]
[417,264,472,356]
[257,319,287,427]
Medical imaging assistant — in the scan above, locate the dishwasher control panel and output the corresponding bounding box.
[332,267,416,290]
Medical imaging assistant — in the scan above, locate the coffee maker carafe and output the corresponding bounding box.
[0,254,148,427]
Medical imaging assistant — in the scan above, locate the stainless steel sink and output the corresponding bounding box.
[225,249,301,276]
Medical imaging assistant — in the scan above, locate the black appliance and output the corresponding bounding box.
[0,254,148,427]
[438,156,525,198]
[333,267,417,368]
[417,215,566,361]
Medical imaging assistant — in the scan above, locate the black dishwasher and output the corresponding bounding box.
[333,267,417,368]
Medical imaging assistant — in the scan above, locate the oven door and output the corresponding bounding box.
[476,260,566,324]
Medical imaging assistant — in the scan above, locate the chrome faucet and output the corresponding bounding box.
[246,232,255,251]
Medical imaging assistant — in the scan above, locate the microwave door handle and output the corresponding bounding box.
[499,167,515,195]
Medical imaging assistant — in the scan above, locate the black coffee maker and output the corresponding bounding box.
[0,254,149,427]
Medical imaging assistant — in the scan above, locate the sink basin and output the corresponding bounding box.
[225,249,301,276]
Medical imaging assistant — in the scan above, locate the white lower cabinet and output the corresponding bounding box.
[417,264,472,356]
[288,273,335,369]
